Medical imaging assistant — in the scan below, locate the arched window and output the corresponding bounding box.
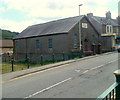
[84,39,88,51]
[73,34,78,48]
[48,38,53,48]
[36,40,40,49]
[16,40,19,48]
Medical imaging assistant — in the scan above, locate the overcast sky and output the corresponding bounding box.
[0,0,120,32]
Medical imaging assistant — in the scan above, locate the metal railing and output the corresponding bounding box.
[97,70,120,100]
[2,52,82,74]
[97,82,120,100]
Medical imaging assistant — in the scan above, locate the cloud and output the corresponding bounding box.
[0,7,5,12]
[0,0,119,32]
[3,0,118,18]
[0,19,27,32]
[47,1,65,10]
[118,1,120,16]
[0,18,46,32]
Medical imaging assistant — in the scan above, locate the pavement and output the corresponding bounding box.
[2,52,114,82]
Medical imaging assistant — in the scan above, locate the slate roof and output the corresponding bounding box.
[14,16,84,40]
[87,15,118,34]
[93,16,118,25]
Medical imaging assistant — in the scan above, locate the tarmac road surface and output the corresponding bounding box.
[2,52,119,98]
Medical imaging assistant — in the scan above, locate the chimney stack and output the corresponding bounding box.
[106,11,111,19]
[118,16,120,25]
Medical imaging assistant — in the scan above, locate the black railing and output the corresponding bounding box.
[2,52,82,73]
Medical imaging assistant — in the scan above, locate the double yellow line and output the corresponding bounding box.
[1,64,70,84]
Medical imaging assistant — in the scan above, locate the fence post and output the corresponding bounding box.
[27,57,29,69]
[62,53,65,61]
[11,58,14,72]
[71,52,73,59]
[52,54,55,63]
[40,55,43,65]
[68,53,70,60]
[25,57,29,69]
[114,70,120,100]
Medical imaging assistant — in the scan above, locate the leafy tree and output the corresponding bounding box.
[0,29,19,40]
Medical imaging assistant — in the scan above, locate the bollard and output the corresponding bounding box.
[113,70,120,100]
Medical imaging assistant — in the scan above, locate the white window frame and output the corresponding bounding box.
[106,25,113,33]
[82,23,88,28]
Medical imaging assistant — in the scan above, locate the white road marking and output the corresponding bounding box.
[108,59,118,64]
[82,59,118,74]
[24,77,72,99]
[97,65,104,68]
[90,65,104,70]
[82,70,89,74]
[75,69,81,72]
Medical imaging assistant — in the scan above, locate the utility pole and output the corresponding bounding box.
[79,4,83,57]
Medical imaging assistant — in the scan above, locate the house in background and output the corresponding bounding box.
[0,40,13,61]
[13,15,100,61]
[0,40,13,54]
[87,11,119,51]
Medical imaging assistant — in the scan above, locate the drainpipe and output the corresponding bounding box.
[25,39,28,60]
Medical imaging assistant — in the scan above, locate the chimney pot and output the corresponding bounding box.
[87,13,93,17]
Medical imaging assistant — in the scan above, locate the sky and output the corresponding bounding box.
[0,0,120,32]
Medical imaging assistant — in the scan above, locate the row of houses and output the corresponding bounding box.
[13,12,120,61]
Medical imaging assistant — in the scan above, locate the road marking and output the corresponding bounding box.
[90,65,104,70]
[24,77,72,99]
[90,59,118,71]
[2,64,70,84]
[75,69,81,72]
[2,58,119,84]
[108,59,118,64]
[82,70,89,74]
[81,59,118,75]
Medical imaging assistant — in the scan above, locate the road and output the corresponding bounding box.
[2,52,120,99]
